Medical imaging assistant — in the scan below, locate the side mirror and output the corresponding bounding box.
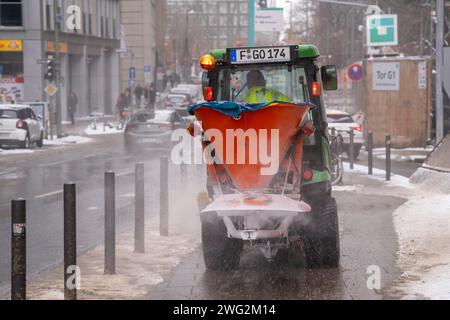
[321,65,338,91]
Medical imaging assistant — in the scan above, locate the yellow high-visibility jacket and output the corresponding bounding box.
[244,86,292,103]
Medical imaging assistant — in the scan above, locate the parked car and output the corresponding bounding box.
[170,87,196,102]
[175,84,201,100]
[165,94,191,116]
[327,109,364,159]
[124,110,186,149]
[0,105,44,149]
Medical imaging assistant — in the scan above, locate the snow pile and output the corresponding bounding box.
[410,167,450,194]
[85,124,124,136]
[44,135,92,146]
[392,193,450,300]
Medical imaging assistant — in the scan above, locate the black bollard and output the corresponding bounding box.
[135,163,145,253]
[64,183,77,300]
[11,199,26,300]
[386,135,391,181]
[368,131,373,175]
[105,171,116,274]
[160,157,169,237]
[349,129,355,170]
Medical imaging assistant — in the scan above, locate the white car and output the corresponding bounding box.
[171,85,200,101]
[176,84,201,98]
[0,105,44,149]
[327,109,365,159]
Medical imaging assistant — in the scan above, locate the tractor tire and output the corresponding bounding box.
[303,197,340,269]
[201,213,242,271]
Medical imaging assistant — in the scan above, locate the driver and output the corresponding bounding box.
[244,70,292,103]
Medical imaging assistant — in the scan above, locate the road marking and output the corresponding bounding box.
[34,190,63,199]
[0,168,16,176]
[39,161,70,168]
[84,153,106,159]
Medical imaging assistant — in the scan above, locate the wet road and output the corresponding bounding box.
[147,150,419,300]
[0,131,420,299]
[0,134,169,290]
[148,188,406,300]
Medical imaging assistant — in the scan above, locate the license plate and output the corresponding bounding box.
[230,47,291,64]
[0,132,9,137]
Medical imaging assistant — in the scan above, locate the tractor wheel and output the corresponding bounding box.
[201,213,242,271]
[303,197,340,268]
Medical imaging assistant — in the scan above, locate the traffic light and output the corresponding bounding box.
[258,0,267,9]
[45,56,57,82]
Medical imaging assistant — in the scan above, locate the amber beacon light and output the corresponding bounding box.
[200,54,216,71]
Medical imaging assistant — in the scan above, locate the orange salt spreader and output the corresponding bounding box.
[192,102,313,192]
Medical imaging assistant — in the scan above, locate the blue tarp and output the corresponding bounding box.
[188,101,315,119]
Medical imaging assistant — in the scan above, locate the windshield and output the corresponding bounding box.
[327,114,354,123]
[218,65,309,103]
[0,110,18,119]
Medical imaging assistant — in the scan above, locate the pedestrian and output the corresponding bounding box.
[134,83,144,108]
[68,91,78,125]
[116,91,128,121]
[125,88,132,107]
[163,73,168,91]
[169,73,175,89]
[148,83,156,110]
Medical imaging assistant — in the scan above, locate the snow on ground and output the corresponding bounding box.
[12,219,200,300]
[344,162,450,299]
[85,124,124,136]
[391,193,450,300]
[44,135,92,146]
[343,162,413,189]
[0,148,34,155]
[376,154,428,162]
[368,146,433,163]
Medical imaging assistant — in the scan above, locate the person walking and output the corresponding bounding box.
[134,83,144,108]
[148,83,156,110]
[68,91,78,125]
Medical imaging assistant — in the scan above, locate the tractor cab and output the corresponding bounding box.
[198,45,338,198]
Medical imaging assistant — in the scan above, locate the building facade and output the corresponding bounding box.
[167,0,249,76]
[119,0,167,92]
[0,0,121,118]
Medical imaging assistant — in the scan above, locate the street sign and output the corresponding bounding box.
[348,64,364,81]
[144,65,151,73]
[366,15,398,47]
[418,61,427,90]
[44,83,58,96]
[254,8,284,32]
[372,62,400,91]
[129,67,136,80]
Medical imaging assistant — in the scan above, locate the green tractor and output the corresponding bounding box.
[189,44,339,270]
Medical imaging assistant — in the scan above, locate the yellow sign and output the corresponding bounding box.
[0,40,23,52]
[47,41,68,54]
[44,83,58,97]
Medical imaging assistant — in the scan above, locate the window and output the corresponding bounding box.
[218,65,310,104]
[0,110,18,119]
[0,0,23,27]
